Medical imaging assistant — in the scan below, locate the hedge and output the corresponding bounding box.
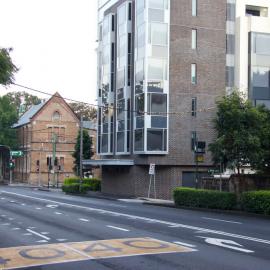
[62,178,101,194]
[240,190,270,215]
[173,187,237,210]
[62,183,80,194]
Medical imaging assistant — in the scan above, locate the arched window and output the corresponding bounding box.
[52,111,61,121]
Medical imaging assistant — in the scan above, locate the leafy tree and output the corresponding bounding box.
[72,129,94,175]
[249,106,270,174]
[5,91,42,114]
[0,48,18,86]
[0,95,18,148]
[69,102,97,121]
[209,92,265,174]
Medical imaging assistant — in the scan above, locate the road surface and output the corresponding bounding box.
[0,186,269,269]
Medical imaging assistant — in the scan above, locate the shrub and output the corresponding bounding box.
[62,183,80,194]
[62,178,101,193]
[63,177,80,185]
[173,187,237,210]
[240,190,270,215]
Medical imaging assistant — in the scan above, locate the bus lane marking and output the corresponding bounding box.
[0,238,194,269]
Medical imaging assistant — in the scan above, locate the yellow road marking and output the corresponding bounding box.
[0,238,194,270]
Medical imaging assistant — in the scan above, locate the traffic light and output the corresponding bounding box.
[9,159,15,169]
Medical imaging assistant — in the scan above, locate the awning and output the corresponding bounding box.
[83,159,134,167]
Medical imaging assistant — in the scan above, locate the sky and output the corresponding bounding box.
[0,0,98,104]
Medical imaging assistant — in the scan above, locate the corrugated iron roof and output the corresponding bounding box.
[13,101,47,128]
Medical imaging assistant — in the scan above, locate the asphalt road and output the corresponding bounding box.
[0,186,269,270]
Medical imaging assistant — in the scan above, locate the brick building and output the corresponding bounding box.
[86,0,270,199]
[13,93,80,186]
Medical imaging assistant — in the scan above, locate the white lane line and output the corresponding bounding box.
[55,212,63,215]
[202,217,242,225]
[1,214,6,217]
[21,203,26,206]
[8,218,15,221]
[57,239,68,242]
[28,226,36,229]
[41,232,50,235]
[46,204,59,208]
[36,207,42,210]
[1,197,5,200]
[174,241,197,248]
[11,228,21,231]
[106,225,130,232]
[26,229,51,240]
[1,223,10,226]
[23,233,32,236]
[79,218,89,222]
[36,240,48,243]
[3,191,270,245]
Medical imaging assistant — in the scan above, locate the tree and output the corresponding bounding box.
[249,106,270,174]
[0,48,18,86]
[69,102,97,121]
[5,91,42,114]
[72,129,94,175]
[0,95,18,148]
[209,92,265,174]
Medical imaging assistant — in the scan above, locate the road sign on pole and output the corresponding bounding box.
[149,164,155,175]
[148,164,156,199]
[11,151,24,157]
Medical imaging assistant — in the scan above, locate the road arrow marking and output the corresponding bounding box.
[198,237,254,253]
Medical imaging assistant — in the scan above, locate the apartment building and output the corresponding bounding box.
[234,0,270,107]
[90,0,270,199]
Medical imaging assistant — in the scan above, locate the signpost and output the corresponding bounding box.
[9,151,23,184]
[11,151,24,157]
[148,164,156,199]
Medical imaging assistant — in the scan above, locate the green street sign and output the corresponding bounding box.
[11,151,24,157]
[208,169,220,174]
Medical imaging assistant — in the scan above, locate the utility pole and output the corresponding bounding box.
[79,116,84,186]
[52,133,57,187]
[39,143,44,187]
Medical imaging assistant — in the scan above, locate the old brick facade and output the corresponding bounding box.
[14,93,80,186]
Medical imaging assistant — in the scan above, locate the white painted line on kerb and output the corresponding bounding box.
[202,217,242,225]
[107,225,130,232]
[3,191,270,245]
[174,241,196,248]
[26,229,51,241]
[79,218,89,222]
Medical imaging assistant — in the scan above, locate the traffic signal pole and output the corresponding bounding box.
[79,116,84,191]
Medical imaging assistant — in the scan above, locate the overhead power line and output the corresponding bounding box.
[12,82,218,116]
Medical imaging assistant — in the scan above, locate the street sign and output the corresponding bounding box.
[11,151,24,157]
[149,164,155,175]
[208,169,220,174]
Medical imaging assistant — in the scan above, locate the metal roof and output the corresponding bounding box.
[13,102,47,128]
[83,159,134,166]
